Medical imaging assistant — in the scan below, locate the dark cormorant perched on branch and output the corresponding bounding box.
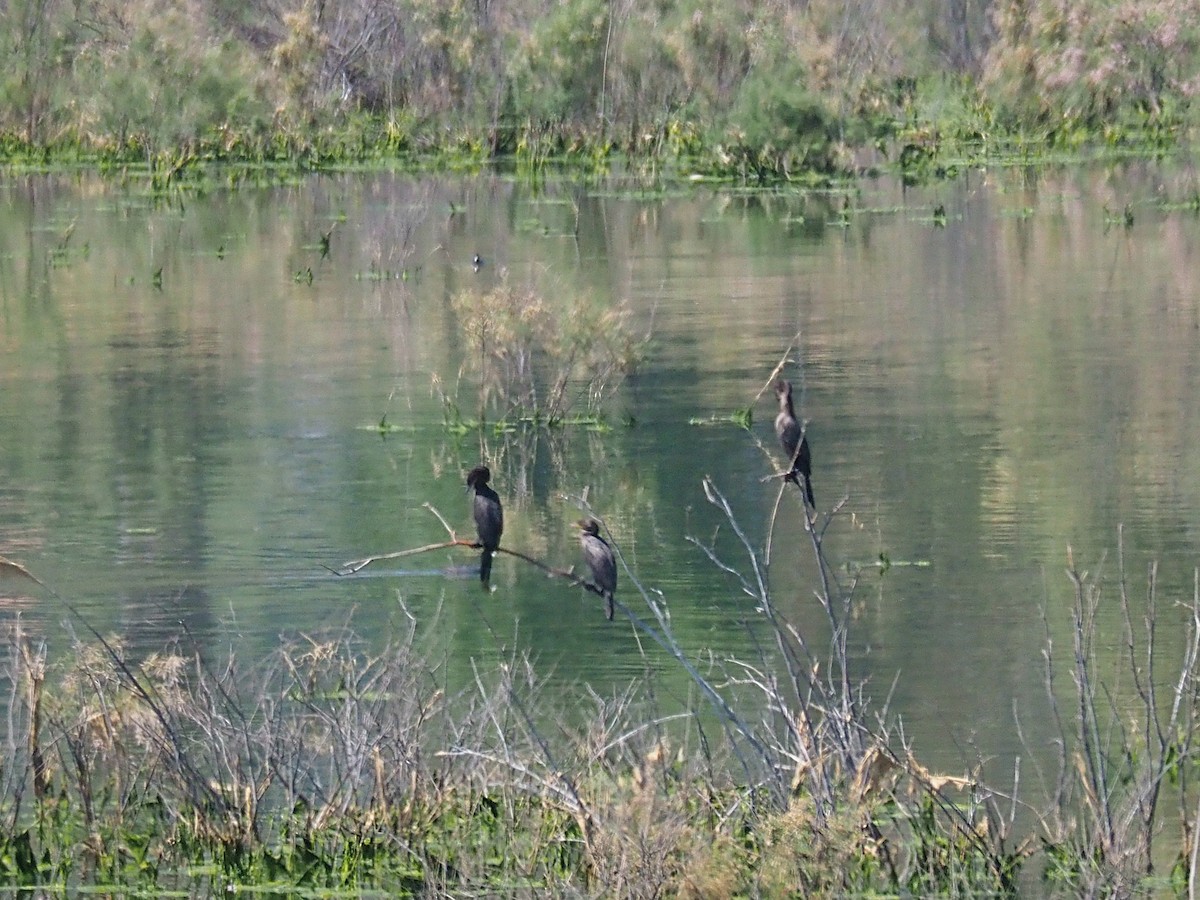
[577,517,617,620]
[466,465,503,587]
[774,379,814,507]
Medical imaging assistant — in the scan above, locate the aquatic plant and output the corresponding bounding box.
[447,274,643,427]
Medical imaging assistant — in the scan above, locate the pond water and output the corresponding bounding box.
[2,162,1200,780]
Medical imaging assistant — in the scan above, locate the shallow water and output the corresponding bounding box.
[3,162,1200,778]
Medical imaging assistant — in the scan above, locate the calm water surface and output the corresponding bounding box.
[3,163,1200,777]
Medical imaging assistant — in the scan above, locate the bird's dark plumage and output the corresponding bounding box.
[577,517,617,620]
[774,379,814,506]
[466,465,503,587]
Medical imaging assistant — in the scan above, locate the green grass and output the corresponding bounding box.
[3,83,1192,192]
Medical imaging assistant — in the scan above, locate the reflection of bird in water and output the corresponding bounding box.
[774,379,814,506]
[466,466,503,587]
[577,517,617,621]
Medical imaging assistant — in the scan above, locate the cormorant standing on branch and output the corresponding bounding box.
[577,517,617,621]
[774,379,815,507]
[466,466,503,587]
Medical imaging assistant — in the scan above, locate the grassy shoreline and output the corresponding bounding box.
[0,102,1191,192]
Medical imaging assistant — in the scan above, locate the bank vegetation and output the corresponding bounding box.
[3,0,1199,178]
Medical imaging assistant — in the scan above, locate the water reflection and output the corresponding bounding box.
[2,164,1200,780]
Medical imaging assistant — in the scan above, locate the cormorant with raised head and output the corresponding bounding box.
[774,379,815,506]
[466,465,503,587]
[577,517,617,620]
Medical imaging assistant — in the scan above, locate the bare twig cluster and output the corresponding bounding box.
[685,472,1024,893]
[1028,527,1200,895]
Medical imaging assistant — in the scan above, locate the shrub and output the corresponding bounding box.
[722,64,841,177]
[984,0,1200,132]
[70,1,275,153]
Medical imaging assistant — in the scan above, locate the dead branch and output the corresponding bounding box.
[754,330,803,406]
[0,555,47,588]
[332,540,477,575]
[422,501,456,535]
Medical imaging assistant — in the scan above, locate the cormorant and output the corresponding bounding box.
[774,379,815,506]
[577,517,617,621]
[466,465,503,587]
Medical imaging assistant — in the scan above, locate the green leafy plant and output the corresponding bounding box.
[722,63,841,179]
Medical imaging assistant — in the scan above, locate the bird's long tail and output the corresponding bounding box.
[803,476,815,507]
[604,591,614,621]
[480,550,493,587]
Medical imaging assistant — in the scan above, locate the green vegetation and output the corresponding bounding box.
[2,0,1198,178]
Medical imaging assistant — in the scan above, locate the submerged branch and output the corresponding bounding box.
[330,503,613,603]
[332,541,609,602]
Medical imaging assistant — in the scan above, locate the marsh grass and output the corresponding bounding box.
[0,608,751,894]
